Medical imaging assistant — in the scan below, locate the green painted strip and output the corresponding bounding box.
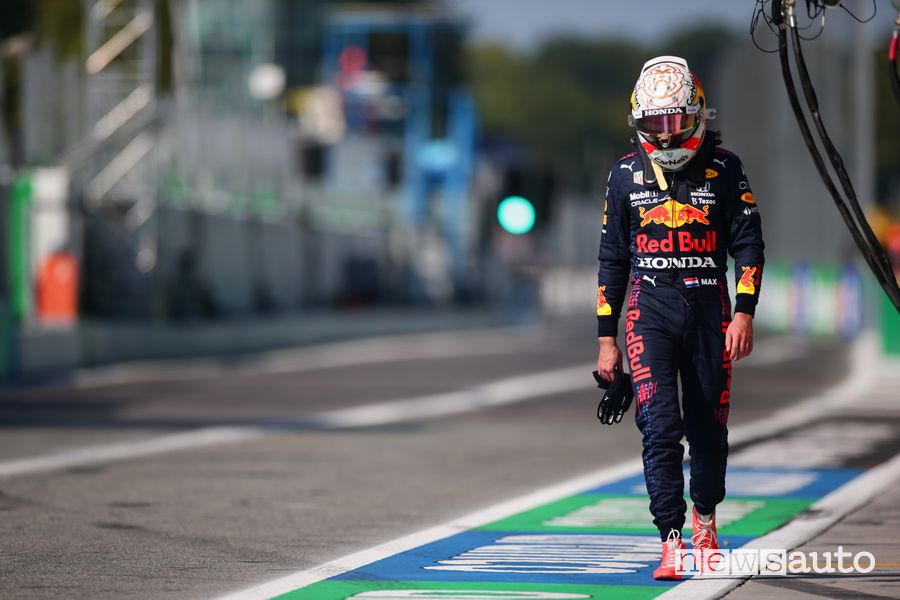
[0,298,9,379]
[703,497,813,538]
[478,494,814,538]
[281,580,664,600]
[9,173,31,323]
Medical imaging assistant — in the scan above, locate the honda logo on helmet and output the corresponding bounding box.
[643,107,686,116]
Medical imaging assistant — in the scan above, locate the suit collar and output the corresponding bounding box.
[630,130,721,190]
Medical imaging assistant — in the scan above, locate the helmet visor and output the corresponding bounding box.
[634,112,698,136]
[635,112,698,148]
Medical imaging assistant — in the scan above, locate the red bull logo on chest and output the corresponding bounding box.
[638,198,710,228]
[636,230,717,253]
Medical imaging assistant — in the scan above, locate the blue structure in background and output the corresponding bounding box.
[321,6,478,295]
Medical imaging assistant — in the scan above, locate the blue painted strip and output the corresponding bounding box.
[283,464,870,597]
[334,530,760,587]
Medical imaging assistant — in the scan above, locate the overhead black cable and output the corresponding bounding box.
[839,0,877,23]
[770,0,900,311]
[788,16,894,278]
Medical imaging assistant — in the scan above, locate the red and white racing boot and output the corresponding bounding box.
[691,507,720,573]
[653,529,686,581]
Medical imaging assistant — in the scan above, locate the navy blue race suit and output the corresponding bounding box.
[596,132,764,539]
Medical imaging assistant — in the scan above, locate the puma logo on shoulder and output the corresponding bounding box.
[713,158,727,168]
[620,161,635,172]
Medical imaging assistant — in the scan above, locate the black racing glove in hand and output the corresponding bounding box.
[592,369,634,425]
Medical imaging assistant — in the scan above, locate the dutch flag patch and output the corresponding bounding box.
[684,277,700,288]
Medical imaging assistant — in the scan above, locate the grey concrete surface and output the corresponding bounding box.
[725,364,900,600]
[0,318,852,599]
[725,483,900,599]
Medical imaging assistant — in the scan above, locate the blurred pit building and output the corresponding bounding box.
[0,0,897,379]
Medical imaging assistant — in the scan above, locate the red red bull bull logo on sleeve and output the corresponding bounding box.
[596,285,612,316]
[638,199,710,228]
[737,266,758,295]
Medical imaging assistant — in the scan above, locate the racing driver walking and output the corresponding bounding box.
[595,56,764,580]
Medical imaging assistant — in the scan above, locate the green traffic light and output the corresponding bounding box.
[497,196,536,235]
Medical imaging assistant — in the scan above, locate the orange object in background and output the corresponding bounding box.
[887,224,900,279]
[36,252,78,326]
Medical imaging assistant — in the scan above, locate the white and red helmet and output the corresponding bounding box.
[629,56,714,171]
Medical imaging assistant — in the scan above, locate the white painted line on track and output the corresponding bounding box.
[213,333,881,600]
[0,336,852,488]
[656,451,900,600]
[68,327,536,390]
[311,365,588,429]
[0,427,267,478]
[0,364,591,479]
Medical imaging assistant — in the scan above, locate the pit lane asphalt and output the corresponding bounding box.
[0,317,850,599]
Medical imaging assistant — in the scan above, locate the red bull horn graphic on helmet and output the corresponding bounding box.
[638,198,710,228]
[596,285,612,316]
[737,265,758,295]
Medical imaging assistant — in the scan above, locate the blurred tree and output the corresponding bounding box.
[1,0,35,166]
[661,24,737,88]
[467,43,600,180]
[35,0,81,61]
[0,0,34,41]
[533,37,644,104]
[155,0,174,93]
[466,25,737,190]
